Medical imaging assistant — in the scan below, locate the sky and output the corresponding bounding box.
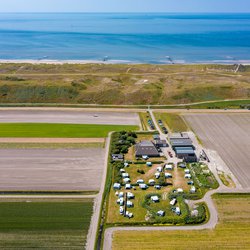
[0,0,249,13]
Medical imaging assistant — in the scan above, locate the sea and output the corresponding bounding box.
[0,13,250,64]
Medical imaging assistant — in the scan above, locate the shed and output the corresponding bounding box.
[175,147,197,163]
[112,154,124,161]
[154,140,168,148]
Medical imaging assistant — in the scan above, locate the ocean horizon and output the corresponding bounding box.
[0,12,250,64]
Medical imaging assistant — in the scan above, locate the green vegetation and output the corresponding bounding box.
[0,123,138,138]
[154,112,188,132]
[138,112,155,131]
[113,193,250,250]
[0,200,93,249]
[218,172,236,188]
[0,63,249,105]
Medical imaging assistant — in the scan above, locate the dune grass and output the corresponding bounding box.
[0,123,138,138]
[112,193,250,250]
[0,200,93,249]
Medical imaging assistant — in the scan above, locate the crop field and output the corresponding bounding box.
[0,148,105,191]
[0,63,249,105]
[0,123,138,138]
[0,110,140,125]
[0,199,93,249]
[112,193,250,250]
[184,113,250,188]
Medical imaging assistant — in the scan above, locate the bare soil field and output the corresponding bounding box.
[184,113,250,188]
[0,148,105,191]
[0,110,140,126]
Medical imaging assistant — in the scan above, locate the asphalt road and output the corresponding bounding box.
[0,109,140,125]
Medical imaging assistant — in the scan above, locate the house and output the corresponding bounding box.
[135,141,160,157]
[175,147,197,162]
[139,183,148,190]
[113,183,121,190]
[125,184,132,189]
[165,164,173,170]
[112,154,124,161]
[151,195,159,202]
[157,210,165,217]
[154,140,168,148]
[170,198,177,206]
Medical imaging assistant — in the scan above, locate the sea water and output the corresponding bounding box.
[0,13,249,64]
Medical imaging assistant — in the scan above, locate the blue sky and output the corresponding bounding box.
[0,0,249,13]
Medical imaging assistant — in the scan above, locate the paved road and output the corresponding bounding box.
[102,110,250,250]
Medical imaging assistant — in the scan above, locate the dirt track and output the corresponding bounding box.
[0,148,105,191]
[0,110,139,125]
[184,113,250,188]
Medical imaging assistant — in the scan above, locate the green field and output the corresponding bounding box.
[113,193,250,250]
[0,123,138,138]
[0,63,249,106]
[154,112,188,132]
[0,200,93,249]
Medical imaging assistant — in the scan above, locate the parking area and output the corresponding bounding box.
[0,148,105,191]
[184,113,250,188]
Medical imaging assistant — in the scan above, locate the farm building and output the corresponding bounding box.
[135,141,160,157]
[169,132,189,140]
[154,140,168,148]
[175,147,197,162]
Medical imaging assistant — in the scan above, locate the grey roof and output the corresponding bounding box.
[175,147,195,154]
[170,138,193,148]
[169,133,189,140]
[154,140,167,144]
[135,141,160,157]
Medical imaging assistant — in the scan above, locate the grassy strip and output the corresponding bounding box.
[112,193,250,250]
[0,200,93,249]
[218,173,236,188]
[0,142,104,149]
[154,112,188,132]
[0,123,138,138]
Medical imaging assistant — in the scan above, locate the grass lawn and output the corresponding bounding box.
[112,193,250,250]
[154,112,188,132]
[0,123,138,138]
[138,112,155,131]
[0,200,93,249]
